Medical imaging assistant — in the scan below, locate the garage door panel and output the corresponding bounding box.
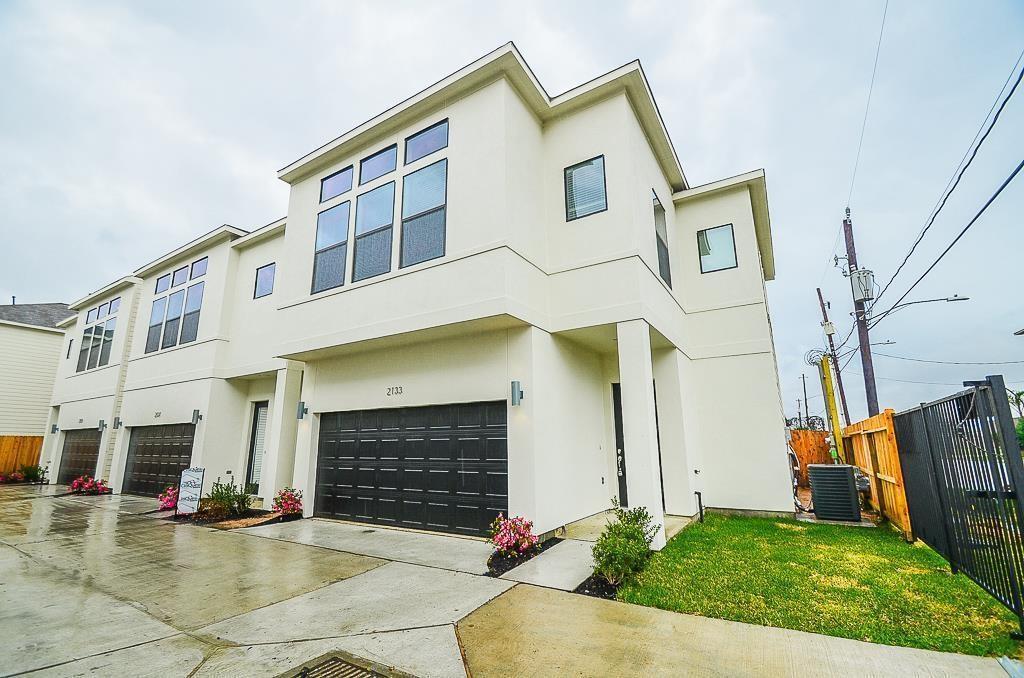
[315,400,508,536]
[122,424,195,497]
[57,430,102,485]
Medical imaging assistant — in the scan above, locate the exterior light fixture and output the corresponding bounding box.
[511,380,525,406]
[113,417,122,430]
[50,424,59,434]
[191,409,203,425]
[97,419,107,432]
[297,401,309,419]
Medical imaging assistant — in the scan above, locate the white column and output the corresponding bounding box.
[259,364,303,503]
[652,348,697,516]
[616,319,667,550]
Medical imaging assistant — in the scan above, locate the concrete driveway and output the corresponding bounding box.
[0,485,1005,677]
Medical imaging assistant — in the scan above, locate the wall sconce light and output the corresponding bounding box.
[192,409,203,425]
[113,417,122,430]
[511,380,525,407]
[97,419,107,432]
[297,401,309,420]
[50,424,59,434]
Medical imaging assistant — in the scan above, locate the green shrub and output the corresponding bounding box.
[19,465,46,483]
[592,498,660,586]
[1016,418,1024,452]
[205,478,253,518]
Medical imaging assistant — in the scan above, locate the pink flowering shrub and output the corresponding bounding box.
[0,473,7,484]
[489,513,539,558]
[8,471,25,483]
[158,486,179,510]
[272,487,303,516]
[68,475,112,495]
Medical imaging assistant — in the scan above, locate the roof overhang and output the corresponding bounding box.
[0,318,65,334]
[133,224,248,278]
[70,276,143,311]
[277,43,687,191]
[672,169,775,281]
[232,217,286,250]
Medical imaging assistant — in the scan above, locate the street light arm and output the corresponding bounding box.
[868,295,968,329]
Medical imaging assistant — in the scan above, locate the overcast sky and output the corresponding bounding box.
[1,0,1022,422]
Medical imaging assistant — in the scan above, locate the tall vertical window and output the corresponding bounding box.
[359,145,397,185]
[254,263,276,298]
[353,182,395,282]
[405,120,448,164]
[652,191,671,287]
[400,159,447,267]
[697,224,738,273]
[564,155,607,221]
[320,166,353,203]
[75,297,121,372]
[312,201,349,293]
[145,256,208,353]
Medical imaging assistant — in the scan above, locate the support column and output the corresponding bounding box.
[616,320,667,550]
[259,363,303,504]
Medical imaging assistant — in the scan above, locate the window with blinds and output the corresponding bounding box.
[653,190,671,287]
[353,182,395,282]
[246,401,269,493]
[400,158,447,267]
[564,155,607,221]
[697,223,738,273]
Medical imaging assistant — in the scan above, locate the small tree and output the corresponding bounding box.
[1008,389,1024,419]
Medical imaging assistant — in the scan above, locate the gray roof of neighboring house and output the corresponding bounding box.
[0,303,74,329]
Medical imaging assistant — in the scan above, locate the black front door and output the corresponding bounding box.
[612,383,628,507]
[245,402,269,494]
[57,429,102,484]
[315,400,508,536]
[122,424,195,497]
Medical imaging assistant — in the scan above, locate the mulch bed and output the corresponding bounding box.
[573,574,619,600]
[165,509,301,530]
[485,537,562,577]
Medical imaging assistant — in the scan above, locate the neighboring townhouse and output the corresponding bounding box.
[42,44,792,548]
[0,302,73,471]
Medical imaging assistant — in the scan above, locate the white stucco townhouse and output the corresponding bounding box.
[41,44,792,548]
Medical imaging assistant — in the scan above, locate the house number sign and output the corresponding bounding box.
[176,467,205,515]
[386,386,404,396]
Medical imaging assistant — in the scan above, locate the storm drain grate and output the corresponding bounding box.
[294,656,383,678]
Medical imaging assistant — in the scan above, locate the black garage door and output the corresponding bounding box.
[57,429,102,485]
[316,401,508,536]
[122,424,195,497]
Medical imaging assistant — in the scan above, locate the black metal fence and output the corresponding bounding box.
[894,374,1024,635]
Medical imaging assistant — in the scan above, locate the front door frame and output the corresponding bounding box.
[245,401,269,493]
[612,382,628,507]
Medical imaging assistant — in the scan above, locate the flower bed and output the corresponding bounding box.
[487,536,562,577]
[68,475,112,495]
[485,513,548,576]
[0,465,47,485]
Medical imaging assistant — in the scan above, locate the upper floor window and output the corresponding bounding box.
[312,201,349,294]
[254,263,276,298]
[401,158,447,268]
[320,166,353,203]
[359,145,397,185]
[353,182,395,281]
[653,191,671,287]
[405,120,448,164]
[564,155,607,221]
[76,297,120,372]
[145,256,207,353]
[697,224,738,273]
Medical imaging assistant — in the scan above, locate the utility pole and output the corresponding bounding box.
[797,399,803,428]
[843,208,880,417]
[800,374,810,425]
[816,287,851,426]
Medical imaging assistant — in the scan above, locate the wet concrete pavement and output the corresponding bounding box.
[0,485,1006,677]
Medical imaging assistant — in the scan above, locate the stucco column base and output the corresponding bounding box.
[615,319,667,550]
[259,364,303,504]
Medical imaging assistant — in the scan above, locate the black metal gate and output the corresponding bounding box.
[894,374,1024,634]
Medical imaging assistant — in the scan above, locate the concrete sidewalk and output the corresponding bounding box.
[0,485,1007,677]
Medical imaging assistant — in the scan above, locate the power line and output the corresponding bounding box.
[874,352,1024,366]
[846,370,1024,387]
[873,156,1024,318]
[873,48,1024,308]
[847,0,889,208]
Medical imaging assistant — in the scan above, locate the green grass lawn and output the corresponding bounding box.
[617,514,1021,657]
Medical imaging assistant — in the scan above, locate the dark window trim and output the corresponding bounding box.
[245,400,269,489]
[352,225,393,283]
[697,223,739,274]
[399,157,448,269]
[67,338,73,359]
[310,242,347,295]
[319,165,354,203]
[171,265,189,287]
[190,257,208,280]
[359,144,398,186]
[315,200,352,249]
[404,118,449,165]
[253,262,276,299]
[564,154,608,222]
[155,274,171,294]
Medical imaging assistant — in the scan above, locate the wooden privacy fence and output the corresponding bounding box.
[789,429,832,487]
[0,436,43,474]
[843,409,913,539]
